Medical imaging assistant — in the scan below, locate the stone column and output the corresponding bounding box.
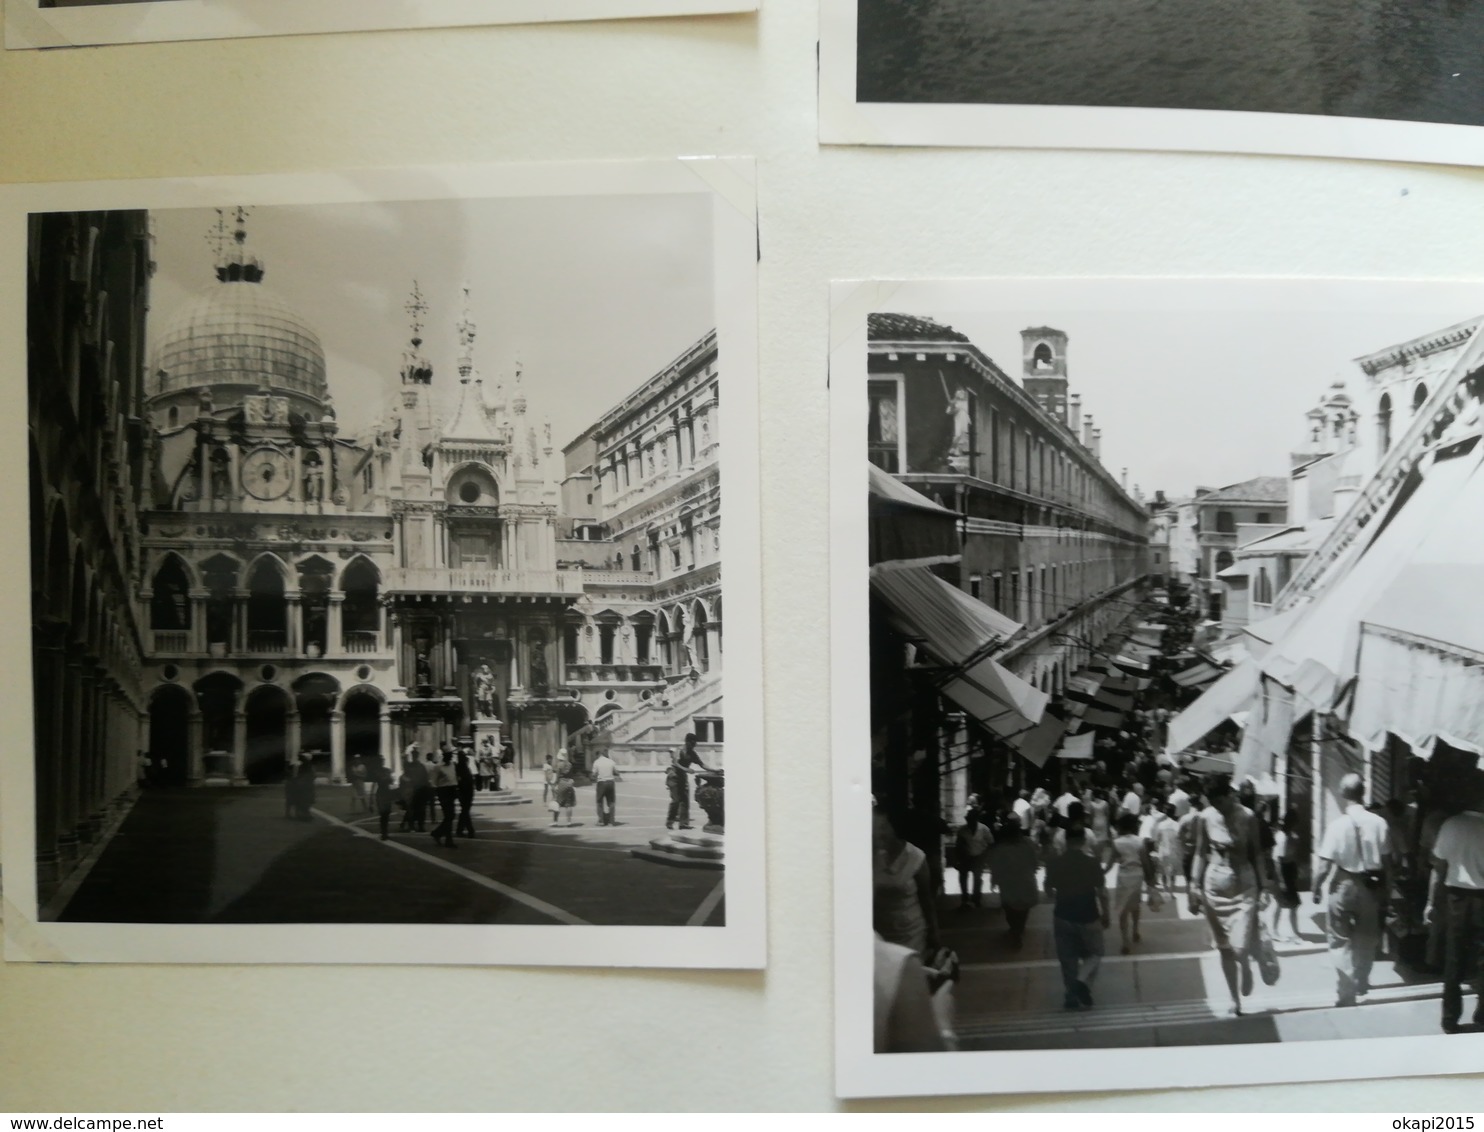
[235,592,248,653]
[706,621,722,671]
[327,594,344,656]
[381,712,396,775]
[188,710,204,783]
[231,710,247,783]
[389,608,404,682]
[286,592,302,655]
[329,709,346,782]
[189,590,209,653]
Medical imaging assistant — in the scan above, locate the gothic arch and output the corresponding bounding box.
[338,682,387,709]
[244,682,292,784]
[444,461,501,506]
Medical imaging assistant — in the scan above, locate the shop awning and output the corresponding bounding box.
[1258,437,1484,709]
[1172,660,1224,688]
[1184,752,1237,775]
[868,464,961,568]
[1059,731,1096,761]
[1217,561,1256,580]
[1350,622,1484,756]
[940,658,1050,755]
[1166,659,1260,753]
[870,565,1022,667]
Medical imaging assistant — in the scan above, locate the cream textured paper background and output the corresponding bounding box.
[2,2,1484,1112]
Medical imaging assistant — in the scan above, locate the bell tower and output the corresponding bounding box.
[1021,326,1070,426]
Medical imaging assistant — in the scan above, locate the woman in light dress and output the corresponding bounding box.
[1190,774,1267,1015]
[1108,812,1151,954]
[872,807,939,956]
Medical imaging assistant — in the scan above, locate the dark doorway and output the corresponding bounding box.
[245,685,291,784]
[147,685,192,787]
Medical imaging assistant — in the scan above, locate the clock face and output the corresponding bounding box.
[241,447,294,501]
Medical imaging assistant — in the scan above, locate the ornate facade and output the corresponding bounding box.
[29,203,726,907]
[559,331,723,769]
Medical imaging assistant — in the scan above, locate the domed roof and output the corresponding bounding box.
[149,274,328,408]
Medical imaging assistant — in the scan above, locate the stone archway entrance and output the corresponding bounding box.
[343,690,382,769]
[245,684,291,784]
[147,684,193,787]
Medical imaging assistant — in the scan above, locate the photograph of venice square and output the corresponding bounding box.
[25,193,733,933]
[855,285,1484,1055]
[854,0,1484,129]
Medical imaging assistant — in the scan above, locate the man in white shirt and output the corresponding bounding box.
[1167,781,1191,820]
[1012,790,1034,832]
[1312,774,1394,1007]
[1120,782,1144,820]
[591,750,621,827]
[1053,789,1079,820]
[1432,791,1484,1033]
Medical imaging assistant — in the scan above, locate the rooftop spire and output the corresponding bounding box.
[512,356,527,416]
[456,286,477,385]
[210,206,264,284]
[401,281,433,385]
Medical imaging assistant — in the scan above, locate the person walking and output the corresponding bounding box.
[673,733,715,828]
[1192,774,1265,1016]
[665,749,689,831]
[1109,812,1151,954]
[553,750,577,827]
[455,748,476,839]
[373,761,396,841]
[591,748,620,826]
[542,753,556,815]
[404,746,431,833]
[1152,802,1182,894]
[348,755,369,814]
[1270,810,1304,942]
[1312,773,1393,1008]
[1177,794,1205,889]
[1045,826,1109,1010]
[429,749,459,848]
[988,814,1039,950]
[872,806,939,957]
[1429,780,1484,1033]
[953,810,993,909]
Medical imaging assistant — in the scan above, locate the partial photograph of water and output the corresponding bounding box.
[857,0,1484,127]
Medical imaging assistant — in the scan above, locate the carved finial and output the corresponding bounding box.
[405,281,428,347]
[211,206,262,283]
[457,286,476,384]
[401,282,433,385]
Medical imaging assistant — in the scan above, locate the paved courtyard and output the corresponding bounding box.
[52,775,725,928]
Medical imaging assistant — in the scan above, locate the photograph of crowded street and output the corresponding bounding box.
[846,282,1484,1065]
[10,167,763,965]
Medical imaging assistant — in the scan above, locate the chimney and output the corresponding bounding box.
[1121,467,1129,491]
[1082,413,1095,448]
[1092,427,1102,460]
[1068,392,1081,431]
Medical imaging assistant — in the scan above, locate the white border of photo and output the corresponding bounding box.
[5,0,755,50]
[0,157,765,970]
[818,0,1484,167]
[829,276,1484,1096]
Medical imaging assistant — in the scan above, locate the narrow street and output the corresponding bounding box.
[938,871,1457,1050]
[51,776,725,929]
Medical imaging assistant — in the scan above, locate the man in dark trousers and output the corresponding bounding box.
[1045,826,1109,1009]
[403,747,431,832]
[673,732,715,829]
[455,747,476,839]
[1432,773,1484,1033]
[429,748,459,849]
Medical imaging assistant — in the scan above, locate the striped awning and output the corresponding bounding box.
[870,566,1021,668]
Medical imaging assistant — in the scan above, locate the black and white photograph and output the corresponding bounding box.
[819,0,1484,164]
[0,159,764,968]
[5,0,755,49]
[830,278,1484,1096]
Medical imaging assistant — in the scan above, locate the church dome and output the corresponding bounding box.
[148,270,328,411]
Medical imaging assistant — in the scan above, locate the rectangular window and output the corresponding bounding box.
[563,624,579,668]
[599,624,615,665]
[867,379,902,474]
[991,572,1003,611]
[969,574,982,601]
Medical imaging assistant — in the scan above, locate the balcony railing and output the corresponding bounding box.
[247,630,287,653]
[385,567,581,596]
[152,630,188,653]
[342,630,381,654]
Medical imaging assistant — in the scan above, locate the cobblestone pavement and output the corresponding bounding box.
[54,776,724,928]
[938,870,1459,1049]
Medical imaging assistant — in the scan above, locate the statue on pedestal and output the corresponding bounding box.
[474,662,498,719]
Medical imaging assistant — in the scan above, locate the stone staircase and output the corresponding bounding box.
[602,672,723,745]
[468,788,532,808]
[631,829,725,869]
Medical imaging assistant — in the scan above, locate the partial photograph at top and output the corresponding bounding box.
[820,0,1484,165]
[7,0,755,49]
